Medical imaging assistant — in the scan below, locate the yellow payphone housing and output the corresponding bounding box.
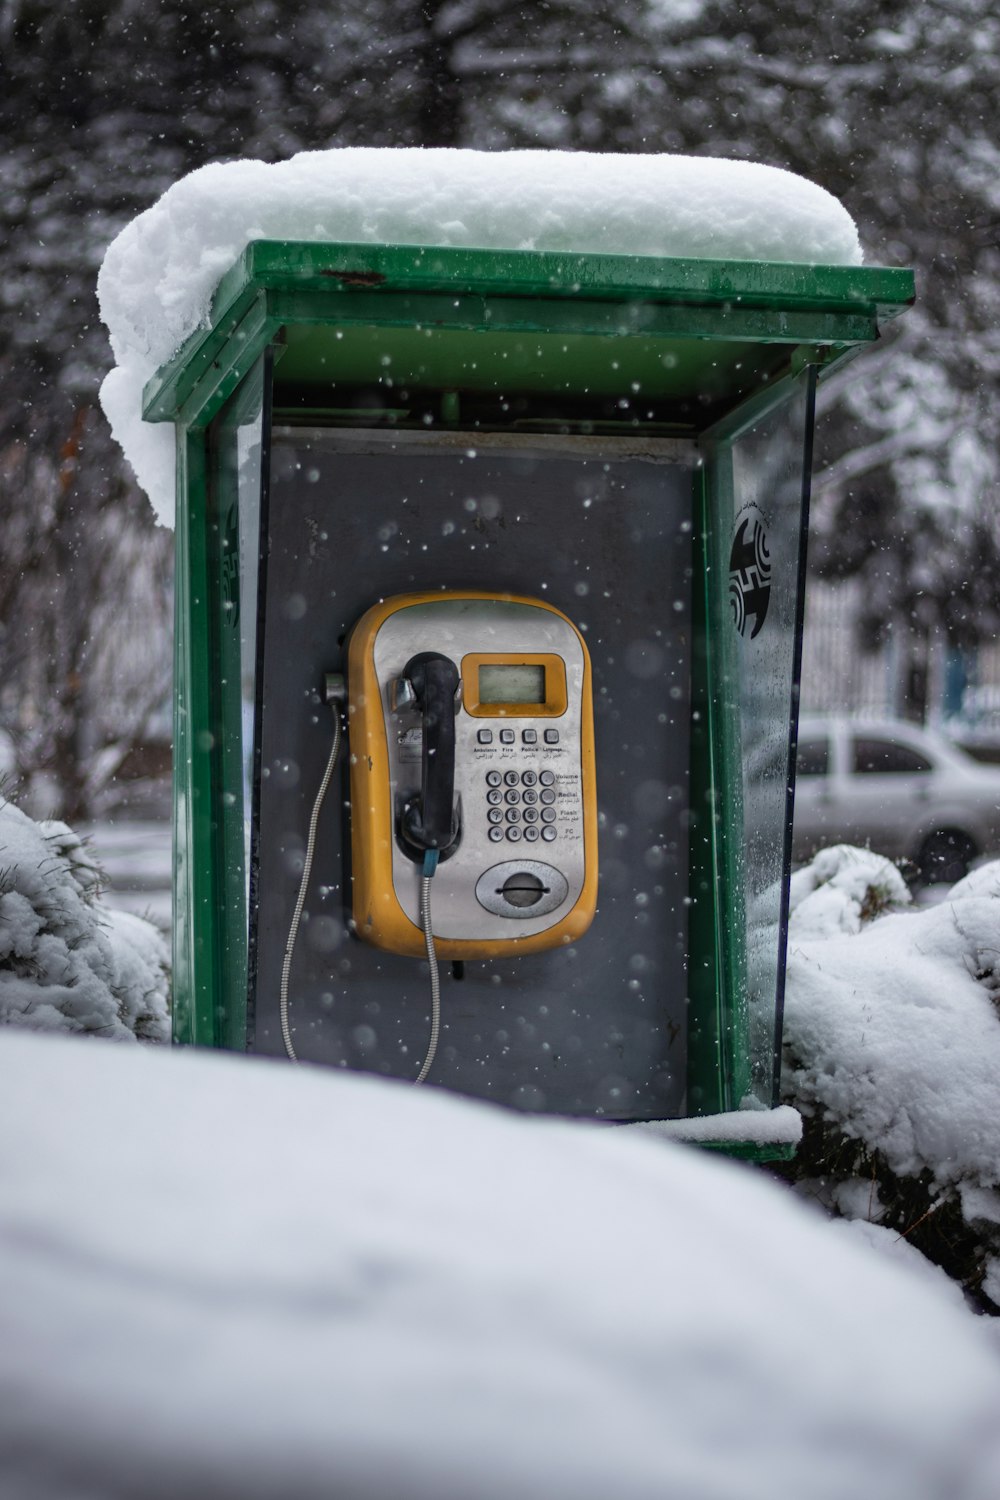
[346,591,598,960]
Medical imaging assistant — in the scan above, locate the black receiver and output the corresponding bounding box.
[397,651,462,859]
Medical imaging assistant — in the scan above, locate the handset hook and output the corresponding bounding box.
[397,651,461,859]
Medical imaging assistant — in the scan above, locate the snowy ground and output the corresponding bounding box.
[2,1027,1000,1500]
[3,799,1000,1493]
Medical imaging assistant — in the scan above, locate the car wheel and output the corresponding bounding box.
[916,829,977,886]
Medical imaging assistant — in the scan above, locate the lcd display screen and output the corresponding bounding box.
[478,663,546,704]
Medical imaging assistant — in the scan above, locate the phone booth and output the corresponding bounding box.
[146,240,912,1153]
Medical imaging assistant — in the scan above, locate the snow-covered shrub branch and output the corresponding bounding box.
[778,846,1000,1311]
[0,794,170,1042]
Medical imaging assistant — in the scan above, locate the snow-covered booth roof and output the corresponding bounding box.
[106,151,912,1152]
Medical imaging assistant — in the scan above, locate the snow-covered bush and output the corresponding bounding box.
[0,794,169,1042]
[779,844,1000,1312]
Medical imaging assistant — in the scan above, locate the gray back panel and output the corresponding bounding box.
[253,430,694,1119]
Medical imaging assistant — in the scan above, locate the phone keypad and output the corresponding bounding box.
[483,767,565,842]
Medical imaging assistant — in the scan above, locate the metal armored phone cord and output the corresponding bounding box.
[280,689,442,1086]
[414,849,441,1085]
[280,700,342,1064]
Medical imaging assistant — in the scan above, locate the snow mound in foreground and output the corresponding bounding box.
[784,846,1000,1189]
[0,798,169,1042]
[1,1029,999,1500]
[97,147,862,524]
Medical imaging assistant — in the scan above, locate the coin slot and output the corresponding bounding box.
[474,860,570,919]
[499,871,548,908]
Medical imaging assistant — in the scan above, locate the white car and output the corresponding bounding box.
[792,716,1000,883]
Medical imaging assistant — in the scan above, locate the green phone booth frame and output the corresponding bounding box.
[146,240,912,1153]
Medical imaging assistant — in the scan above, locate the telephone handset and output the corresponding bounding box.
[346,591,598,960]
[394,651,462,859]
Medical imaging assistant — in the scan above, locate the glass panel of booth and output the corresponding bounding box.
[698,368,815,1109]
[207,356,268,1036]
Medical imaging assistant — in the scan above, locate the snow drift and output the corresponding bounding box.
[96,148,863,523]
[2,1028,1000,1500]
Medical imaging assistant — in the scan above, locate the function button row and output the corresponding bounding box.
[486,768,555,788]
[500,789,552,806]
[477,728,557,746]
[486,808,557,830]
[499,806,556,823]
[488,825,557,844]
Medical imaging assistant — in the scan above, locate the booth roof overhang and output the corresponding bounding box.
[143,239,915,433]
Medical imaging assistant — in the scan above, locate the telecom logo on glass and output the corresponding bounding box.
[728,502,771,640]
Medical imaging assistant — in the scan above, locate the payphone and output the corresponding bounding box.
[281,590,598,1078]
[347,591,598,957]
